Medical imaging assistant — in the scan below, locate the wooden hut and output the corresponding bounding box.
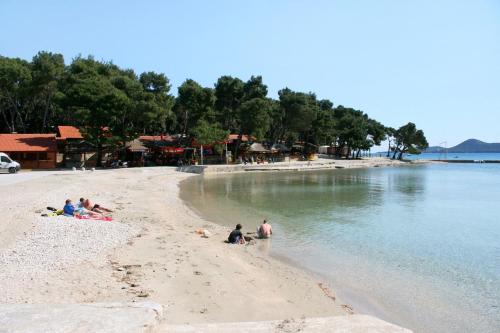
[0,134,57,169]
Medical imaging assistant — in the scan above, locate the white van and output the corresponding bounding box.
[0,153,21,173]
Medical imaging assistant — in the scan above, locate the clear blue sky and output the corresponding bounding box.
[1,0,499,146]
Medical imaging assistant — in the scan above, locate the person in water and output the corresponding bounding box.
[228,224,245,244]
[257,219,273,238]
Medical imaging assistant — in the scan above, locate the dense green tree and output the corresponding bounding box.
[265,98,283,144]
[61,57,127,165]
[279,88,319,143]
[191,119,229,161]
[226,76,270,158]
[0,51,430,164]
[214,76,244,131]
[239,98,272,140]
[174,79,215,136]
[310,99,336,145]
[60,57,173,165]
[242,75,267,100]
[138,71,175,133]
[29,51,65,132]
[392,122,429,159]
[332,106,370,157]
[0,56,32,133]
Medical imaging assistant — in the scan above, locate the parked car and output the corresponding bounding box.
[0,152,21,173]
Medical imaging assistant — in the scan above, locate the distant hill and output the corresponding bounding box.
[425,139,500,153]
[424,146,445,153]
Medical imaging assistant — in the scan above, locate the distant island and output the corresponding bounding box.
[425,139,500,153]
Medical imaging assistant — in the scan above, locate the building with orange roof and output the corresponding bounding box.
[57,126,83,140]
[0,134,57,169]
[56,125,99,167]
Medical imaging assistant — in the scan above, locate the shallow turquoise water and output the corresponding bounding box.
[181,163,500,333]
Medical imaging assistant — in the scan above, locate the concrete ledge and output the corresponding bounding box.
[177,161,337,175]
[164,315,412,333]
[0,302,163,333]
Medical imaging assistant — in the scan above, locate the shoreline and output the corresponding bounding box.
[178,159,500,333]
[0,162,412,331]
[176,159,422,329]
[178,157,428,175]
[0,168,350,321]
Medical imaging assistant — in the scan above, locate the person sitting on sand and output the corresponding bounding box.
[77,198,86,210]
[82,198,112,213]
[257,219,273,238]
[228,224,246,244]
[63,199,75,216]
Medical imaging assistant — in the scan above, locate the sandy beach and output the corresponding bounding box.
[0,159,413,328]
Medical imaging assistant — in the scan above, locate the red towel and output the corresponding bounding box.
[75,215,113,221]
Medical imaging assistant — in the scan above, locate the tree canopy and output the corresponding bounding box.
[392,122,429,159]
[0,51,428,160]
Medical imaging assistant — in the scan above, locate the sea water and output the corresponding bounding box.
[180,162,500,333]
[405,152,500,161]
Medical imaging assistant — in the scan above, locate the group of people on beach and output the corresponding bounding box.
[63,198,112,219]
[228,219,273,244]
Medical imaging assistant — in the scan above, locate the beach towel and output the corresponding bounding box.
[74,215,113,221]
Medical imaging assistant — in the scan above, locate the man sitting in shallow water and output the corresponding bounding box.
[228,224,246,244]
[257,219,273,238]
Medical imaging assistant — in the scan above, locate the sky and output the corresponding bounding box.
[1,0,499,147]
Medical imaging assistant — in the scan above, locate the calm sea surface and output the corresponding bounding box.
[405,152,500,161]
[180,162,500,333]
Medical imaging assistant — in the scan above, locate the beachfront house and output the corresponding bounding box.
[57,126,97,168]
[0,133,57,169]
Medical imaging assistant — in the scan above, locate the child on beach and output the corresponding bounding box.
[63,199,75,216]
[228,224,246,244]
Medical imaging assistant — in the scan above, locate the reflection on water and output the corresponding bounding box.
[181,164,500,333]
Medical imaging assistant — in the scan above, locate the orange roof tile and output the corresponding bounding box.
[57,126,83,139]
[0,134,57,152]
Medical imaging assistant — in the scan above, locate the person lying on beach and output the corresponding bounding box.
[65,199,102,218]
[228,224,246,244]
[257,219,273,238]
[81,198,112,213]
